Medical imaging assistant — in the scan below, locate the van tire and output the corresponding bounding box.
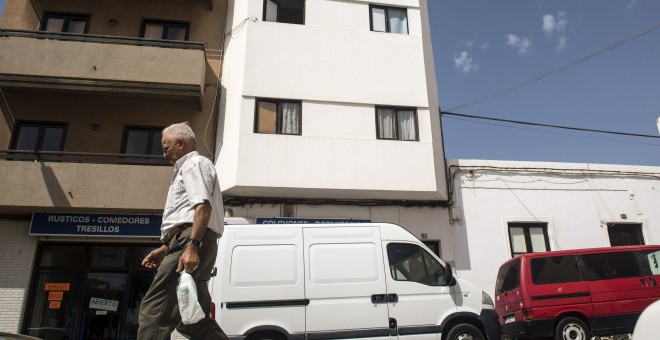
[445,323,485,340]
[554,317,590,340]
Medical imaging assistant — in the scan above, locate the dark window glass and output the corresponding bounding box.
[387,243,446,286]
[40,245,86,267]
[41,13,89,33]
[140,20,189,41]
[640,250,660,275]
[608,223,645,246]
[376,107,417,141]
[255,99,301,135]
[581,251,642,280]
[11,123,66,152]
[370,5,408,34]
[496,258,520,293]
[508,222,550,257]
[122,127,163,155]
[531,255,582,285]
[264,0,305,24]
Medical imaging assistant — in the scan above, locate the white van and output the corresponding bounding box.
[211,222,500,340]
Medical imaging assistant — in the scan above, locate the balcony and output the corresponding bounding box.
[0,150,171,214]
[0,29,206,103]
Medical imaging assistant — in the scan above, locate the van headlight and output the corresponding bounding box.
[482,291,494,306]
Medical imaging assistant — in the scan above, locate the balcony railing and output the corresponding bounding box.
[0,150,169,166]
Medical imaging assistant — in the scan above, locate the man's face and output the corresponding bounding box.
[161,133,182,165]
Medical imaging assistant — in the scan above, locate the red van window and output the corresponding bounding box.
[496,258,520,293]
[531,255,582,285]
[581,251,641,280]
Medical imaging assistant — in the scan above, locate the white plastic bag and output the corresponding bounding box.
[177,272,206,325]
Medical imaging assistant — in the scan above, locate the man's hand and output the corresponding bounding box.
[177,243,200,273]
[141,245,168,269]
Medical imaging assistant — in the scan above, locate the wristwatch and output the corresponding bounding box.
[188,239,202,247]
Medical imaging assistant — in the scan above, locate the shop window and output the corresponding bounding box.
[608,223,644,246]
[508,222,550,257]
[370,5,408,34]
[10,122,66,152]
[122,127,164,155]
[140,19,190,41]
[376,106,418,141]
[264,0,305,24]
[40,13,89,34]
[255,98,302,135]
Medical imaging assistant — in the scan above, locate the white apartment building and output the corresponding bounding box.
[217,0,452,257]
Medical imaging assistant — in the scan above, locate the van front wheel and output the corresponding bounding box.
[445,323,485,340]
[555,317,590,340]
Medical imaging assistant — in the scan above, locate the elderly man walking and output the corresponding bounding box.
[137,122,228,340]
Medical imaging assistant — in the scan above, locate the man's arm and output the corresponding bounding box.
[177,201,211,273]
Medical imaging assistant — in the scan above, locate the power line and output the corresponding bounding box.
[441,111,660,139]
[446,23,660,112]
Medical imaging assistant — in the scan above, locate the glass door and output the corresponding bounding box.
[80,273,127,340]
[26,272,81,340]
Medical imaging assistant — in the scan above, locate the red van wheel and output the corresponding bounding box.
[555,317,590,340]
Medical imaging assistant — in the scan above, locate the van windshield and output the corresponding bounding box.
[496,258,520,293]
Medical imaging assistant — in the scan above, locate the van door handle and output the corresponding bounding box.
[371,294,387,304]
[387,294,398,303]
[640,278,647,287]
[650,277,657,286]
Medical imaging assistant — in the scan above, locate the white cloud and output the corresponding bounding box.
[627,0,638,10]
[453,51,479,73]
[481,42,490,50]
[464,40,475,48]
[556,37,568,52]
[505,34,533,55]
[542,11,568,35]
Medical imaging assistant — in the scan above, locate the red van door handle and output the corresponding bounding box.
[650,277,657,286]
[640,278,647,287]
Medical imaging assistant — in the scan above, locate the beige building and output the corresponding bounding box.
[0,0,227,338]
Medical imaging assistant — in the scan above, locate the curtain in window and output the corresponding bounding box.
[377,108,396,139]
[265,0,279,22]
[388,8,408,34]
[529,227,548,252]
[398,110,416,140]
[280,102,300,134]
[371,7,386,32]
[510,227,527,254]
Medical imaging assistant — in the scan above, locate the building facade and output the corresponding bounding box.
[0,0,227,338]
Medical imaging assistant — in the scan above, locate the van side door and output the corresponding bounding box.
[580,250,658,332]
[384,242,457,339]
[304,226,392,340]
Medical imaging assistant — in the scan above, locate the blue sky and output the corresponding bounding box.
[428,1,660,166]
[1,1,658,166]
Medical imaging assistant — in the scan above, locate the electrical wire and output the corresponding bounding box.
[445,23,660,112]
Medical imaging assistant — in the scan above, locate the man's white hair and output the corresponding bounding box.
[163,122,196,145]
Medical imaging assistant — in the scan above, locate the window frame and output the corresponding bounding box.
[254,98,302,135]
[507,222,551,258]
[10,121,67,152]
[139,19,191,41]
[375,106,418,141]
[607,223,645,246]
[120,126,165,156]
[369,4,409,34]
[40,12,90,34]
[263,0,306,25]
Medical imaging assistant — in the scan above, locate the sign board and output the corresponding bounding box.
[30,212,162,238]
[48,292,64,301]
[256,217,371,224]
[49,301,61,309]
[89,298,119,312]
[45,283,70,291]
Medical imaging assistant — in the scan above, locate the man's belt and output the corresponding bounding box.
[162,223,193,245]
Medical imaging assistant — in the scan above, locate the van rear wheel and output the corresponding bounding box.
[554,317,590,340]
[445,323,485,340]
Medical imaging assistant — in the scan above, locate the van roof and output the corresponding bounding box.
[500,245,660,266]
[223,222,420,242]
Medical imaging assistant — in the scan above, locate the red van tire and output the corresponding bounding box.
[445,323,485,340]
[554,317,590,340]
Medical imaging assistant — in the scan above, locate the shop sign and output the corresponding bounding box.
[49,301,61,309]
[45,283,70,291]
[89,298,119,312]
[30,212,162,238]
[48,292,64,301]
[256,217,371,224]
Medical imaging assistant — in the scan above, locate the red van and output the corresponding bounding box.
[495,245,660,340]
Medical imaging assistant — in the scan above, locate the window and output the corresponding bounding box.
[370,5,408,34]
[264,0,305,24]
[508,222,550,257]
[122,127,163,155]
[531,255,583,285]
[422,240,441,257]
[387,243,446,286]
[581,251,642,280]
[255,98,301,135]
[608,223,645,246]
[40,13,89,34]
[11,122,66,152]
[640,250,660,275]
[140,20,189,41]
[495,258,520,293]
[376,106,418,141]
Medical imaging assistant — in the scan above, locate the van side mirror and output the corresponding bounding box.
[442,263,456,287]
